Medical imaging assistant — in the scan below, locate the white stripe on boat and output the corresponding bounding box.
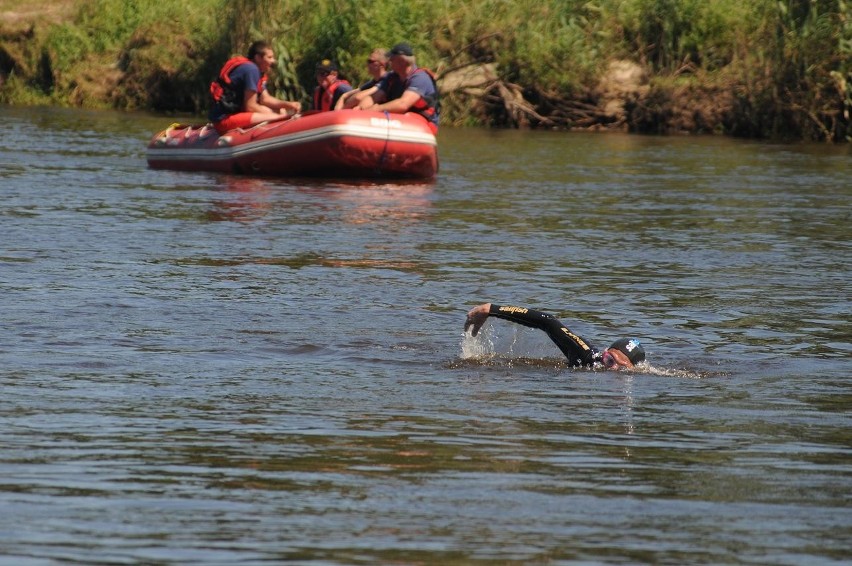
[147,123,436,162]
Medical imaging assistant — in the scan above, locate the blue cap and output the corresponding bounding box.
[389,43,414,56]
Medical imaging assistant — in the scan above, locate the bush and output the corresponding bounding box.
[0,0,848,140]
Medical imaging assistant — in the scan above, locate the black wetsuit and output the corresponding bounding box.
[488,304,602,367]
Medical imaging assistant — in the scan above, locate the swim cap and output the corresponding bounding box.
[609,338,645,365]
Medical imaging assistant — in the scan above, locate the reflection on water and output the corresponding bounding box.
[208,176,274,222]
[207,176,435,225]
[1,105,850,564]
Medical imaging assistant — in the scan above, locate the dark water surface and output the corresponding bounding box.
[1,105,850,565]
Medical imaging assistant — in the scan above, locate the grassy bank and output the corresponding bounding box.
[1,0,849,141]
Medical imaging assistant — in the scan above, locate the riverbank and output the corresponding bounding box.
[1,0,849,142]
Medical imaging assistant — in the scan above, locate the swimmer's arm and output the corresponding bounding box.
[465,302,595,365]
[465,303,559,336]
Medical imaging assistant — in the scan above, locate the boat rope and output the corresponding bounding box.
[375,111,391,175]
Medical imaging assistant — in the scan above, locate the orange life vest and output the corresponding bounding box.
[209,56,267,115]
[313,79,352,112]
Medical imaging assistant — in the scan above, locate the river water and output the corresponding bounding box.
[1,105,850,565]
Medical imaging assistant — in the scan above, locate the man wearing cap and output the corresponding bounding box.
[312,59,353,112]
[464,303,647,370]
[355,42,439,133]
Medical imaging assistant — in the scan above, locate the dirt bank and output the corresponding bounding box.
[0,0,75,31]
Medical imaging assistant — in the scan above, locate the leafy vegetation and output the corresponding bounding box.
[0,0,849,141]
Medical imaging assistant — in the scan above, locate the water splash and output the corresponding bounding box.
[460,327,495,359]
[460,329,708,379]
[642,363,709,379]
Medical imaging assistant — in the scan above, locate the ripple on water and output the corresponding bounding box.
[1,107,850,563]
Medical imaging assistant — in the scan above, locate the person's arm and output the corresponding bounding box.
[370,71,434,114]
[244,88,272,113]
[258,90,301,114]
[339,85,380,110]
[465,303,597,366]
[334,88,356,110]
[236,65,271,114]
[464,303,494,336]
[330,83,353,110]
[370,89,420,113]
[355,88,387,110]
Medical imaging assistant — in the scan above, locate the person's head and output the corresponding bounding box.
[315,59,339,86]
[601,338,645,370]
[387,42,415,75]
[367,48,389,78]
[248,40,275,72]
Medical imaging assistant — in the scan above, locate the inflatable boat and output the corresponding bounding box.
[146,110,438,179]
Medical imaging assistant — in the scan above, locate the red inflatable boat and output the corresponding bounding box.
[146,110,438,179]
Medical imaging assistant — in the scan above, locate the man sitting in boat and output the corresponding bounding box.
[354,42,440,134]
[312,60,353,112]
[208,40,302,134]
[335,48,389,110]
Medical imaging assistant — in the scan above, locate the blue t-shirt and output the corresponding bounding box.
[357,72,388,91]
[208,62,265,122]
[377,67,439,129]
[332,82,354,108]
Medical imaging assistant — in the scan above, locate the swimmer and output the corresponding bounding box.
[464,302,646,370]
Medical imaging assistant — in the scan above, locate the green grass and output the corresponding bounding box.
[1,0,849,140]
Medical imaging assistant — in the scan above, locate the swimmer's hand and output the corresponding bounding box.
[464,303,492,337]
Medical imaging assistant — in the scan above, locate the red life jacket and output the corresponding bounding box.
[385,67,440,122]
[209,56,267,115]
[313,79,351,112]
